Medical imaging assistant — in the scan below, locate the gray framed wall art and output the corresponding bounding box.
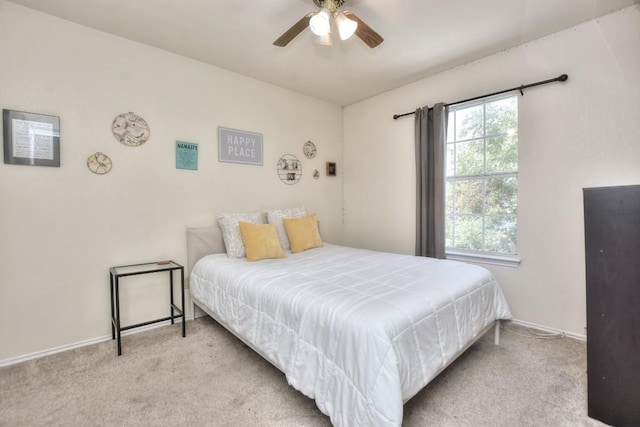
[3,109,60,167]
[218,127,263,166]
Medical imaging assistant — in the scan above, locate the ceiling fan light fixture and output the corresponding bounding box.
[309,8,331,36]
[272,0,383,48]
[335,12,358,40]
[316,32,333,46]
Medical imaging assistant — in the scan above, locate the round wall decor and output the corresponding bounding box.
[303,140,317,159]
[277,154,302,185]
[112,112,150,147]
[87,152,112,175]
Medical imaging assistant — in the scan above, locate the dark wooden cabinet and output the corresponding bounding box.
[583,185,640,426]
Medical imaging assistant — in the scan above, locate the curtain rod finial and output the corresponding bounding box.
[558,74,569,82]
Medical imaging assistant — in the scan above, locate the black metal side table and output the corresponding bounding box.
[109,261,186,355]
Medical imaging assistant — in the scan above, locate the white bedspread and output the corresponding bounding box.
[190,244,512,426]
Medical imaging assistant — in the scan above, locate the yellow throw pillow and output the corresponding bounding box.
[283,213,323,254]
[238,222,286,262]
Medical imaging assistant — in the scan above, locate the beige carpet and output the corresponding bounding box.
[0,317,606,426]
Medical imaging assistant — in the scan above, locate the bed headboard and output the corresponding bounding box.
[186,226,226,275]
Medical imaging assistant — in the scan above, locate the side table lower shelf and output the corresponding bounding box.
[109,261,186,355]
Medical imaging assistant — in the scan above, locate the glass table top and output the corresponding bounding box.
[111,261,182,276]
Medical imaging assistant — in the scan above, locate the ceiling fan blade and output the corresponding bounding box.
[274,13,314,47]
[342,11,383,48]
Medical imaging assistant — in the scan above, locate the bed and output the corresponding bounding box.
[187,224,512,427]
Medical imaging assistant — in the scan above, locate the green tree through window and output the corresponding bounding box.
[446,95,518,255]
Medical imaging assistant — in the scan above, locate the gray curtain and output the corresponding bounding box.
[415,103,448,258]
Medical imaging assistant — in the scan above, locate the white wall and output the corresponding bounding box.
[343,5,640,337]
[0,2,343,362]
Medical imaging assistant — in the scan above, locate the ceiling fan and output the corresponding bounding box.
[274,0,383,48]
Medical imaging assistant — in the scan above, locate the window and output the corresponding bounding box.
[445,95,518,259]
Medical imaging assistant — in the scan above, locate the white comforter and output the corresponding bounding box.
[190,244,512,426]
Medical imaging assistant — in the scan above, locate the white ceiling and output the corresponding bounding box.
[7,0,639,106]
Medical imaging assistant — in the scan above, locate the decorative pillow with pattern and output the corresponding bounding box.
[265,206,307,251]
[218,212,265,258]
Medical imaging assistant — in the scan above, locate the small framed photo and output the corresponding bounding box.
[3,109,60,167]
[176,141,198,170]
[326,162,337,176]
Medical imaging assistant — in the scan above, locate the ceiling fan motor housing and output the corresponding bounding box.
[313,0,345,12]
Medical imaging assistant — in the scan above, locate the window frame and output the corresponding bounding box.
[444,93,521,267]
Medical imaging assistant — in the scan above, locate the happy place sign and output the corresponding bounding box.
[218,127,263,166]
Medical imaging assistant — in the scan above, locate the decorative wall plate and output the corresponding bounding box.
[87,152,112,175]
[111,112,150,147]
[303,140,317,159]
[277,154,302,185]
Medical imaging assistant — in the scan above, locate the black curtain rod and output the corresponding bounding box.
[392,74,568,120]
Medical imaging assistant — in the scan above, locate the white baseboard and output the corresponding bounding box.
[0,314,585,368]
[0,314,196,368]
[510,318,586,341]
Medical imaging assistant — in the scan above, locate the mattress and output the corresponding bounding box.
[190,244,512,426]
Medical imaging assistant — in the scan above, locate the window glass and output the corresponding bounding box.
[455,104,484,141]
[446,95,518,256]
[455,140,484,176]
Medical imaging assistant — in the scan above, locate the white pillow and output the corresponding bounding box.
[217,212,265,258]
[265,206,307,251]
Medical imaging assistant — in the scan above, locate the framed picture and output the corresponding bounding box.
[176,141,198,170]
[3,109,60,167]
[326,162,337,176]
[218,126,263,166]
